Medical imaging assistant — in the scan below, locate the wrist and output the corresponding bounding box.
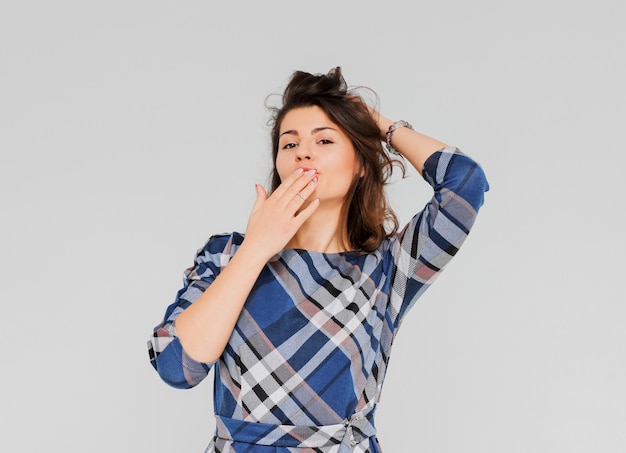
[385,120,414,156]
[234,240,273,269]
[377,115,394,139]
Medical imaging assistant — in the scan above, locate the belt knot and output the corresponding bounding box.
[343,412,372,446]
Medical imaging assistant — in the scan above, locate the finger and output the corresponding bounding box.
[288,175,318,208]
[270,168,305,199]
[274,168,317,203]
[293,197,320,226]
[283,169,318,203]
[252,184,268,211]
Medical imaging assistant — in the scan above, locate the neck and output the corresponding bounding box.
[286,202,352,253]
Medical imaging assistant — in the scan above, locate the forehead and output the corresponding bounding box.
[279,106,336,132]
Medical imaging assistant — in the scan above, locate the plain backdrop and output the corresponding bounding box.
[1,1,624,452]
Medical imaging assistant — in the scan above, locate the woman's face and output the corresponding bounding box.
[275,106,361,208]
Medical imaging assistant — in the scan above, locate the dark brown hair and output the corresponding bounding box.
[267,67,405,253]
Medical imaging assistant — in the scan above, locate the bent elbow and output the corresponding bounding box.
[148,337,213,389]
[458,161,489,213]
[156,366,196,389]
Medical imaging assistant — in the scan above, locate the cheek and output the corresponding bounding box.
[275,155,290,182]
[339,152,360,177]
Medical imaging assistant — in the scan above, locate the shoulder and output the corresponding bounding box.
[195,231,245,263]
[182,232,245,281]
[201,231,244,250]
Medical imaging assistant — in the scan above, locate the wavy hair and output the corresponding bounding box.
[266,67,405,253]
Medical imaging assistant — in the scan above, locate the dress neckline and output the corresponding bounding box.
[276,247,364,259]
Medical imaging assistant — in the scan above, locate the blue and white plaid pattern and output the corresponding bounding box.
[212,411,376,452]
[149,147,489,452]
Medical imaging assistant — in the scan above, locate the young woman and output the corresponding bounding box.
[148,67,489,452]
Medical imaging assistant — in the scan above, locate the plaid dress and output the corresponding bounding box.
[149,147,489,452]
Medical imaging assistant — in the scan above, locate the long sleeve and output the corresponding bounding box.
[148,233,241,389]
[388,146,489,326]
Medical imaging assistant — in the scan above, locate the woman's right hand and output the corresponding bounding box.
[174,168,319,363]
[243,168,320,261]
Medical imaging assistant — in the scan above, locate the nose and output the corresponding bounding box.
[295,143,312,161]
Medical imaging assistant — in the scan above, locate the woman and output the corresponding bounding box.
[148,67,489,452]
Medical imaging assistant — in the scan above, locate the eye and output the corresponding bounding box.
[318,139,333,145]
[281,142,297,150]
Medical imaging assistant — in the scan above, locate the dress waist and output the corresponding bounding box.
[215,412,376,449]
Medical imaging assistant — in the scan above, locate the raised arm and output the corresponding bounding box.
[369,109,489,326]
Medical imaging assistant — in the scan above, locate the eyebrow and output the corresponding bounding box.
[279,126,337,137]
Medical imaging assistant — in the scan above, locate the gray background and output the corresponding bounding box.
[1,0,624,451]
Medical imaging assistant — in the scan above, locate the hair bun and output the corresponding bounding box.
[282,66,348,105]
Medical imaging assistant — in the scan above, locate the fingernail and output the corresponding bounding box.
[295,168,304,175]
[306,169,316,176]
[312,177,318,184]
